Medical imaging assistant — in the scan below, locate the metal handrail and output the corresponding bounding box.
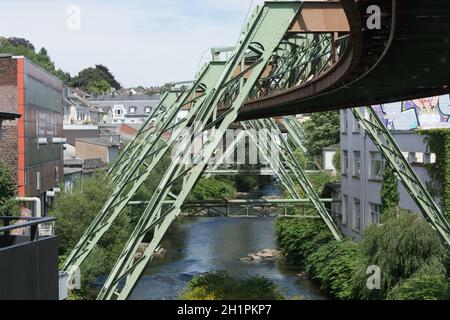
[0,217,56,234]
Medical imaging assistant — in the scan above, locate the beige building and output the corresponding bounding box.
[75,137,120,165]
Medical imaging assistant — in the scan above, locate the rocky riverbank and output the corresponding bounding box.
[240,248,281,263]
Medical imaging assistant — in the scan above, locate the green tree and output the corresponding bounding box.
[0,160,17,216]
[352,211,448,299]
[380,164,400,222]
[387,259,449,300]
[51,173,132,299]
[303,111,340,158]
[73,65,121,94]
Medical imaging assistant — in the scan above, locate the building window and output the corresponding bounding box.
[370,152,385,180]
[129,106,137,115]
[353,151,361,178]
[342,110,348,133]
[424,153,437,164]
[343,150,349,175]
[0,120,3,139]
[55,167,59,182]
[353,198,361,232]
[370,203,381,225]
[145,107,151,114]
[342,194,348,226]
[115,108,122,115]
[36,172,41,191]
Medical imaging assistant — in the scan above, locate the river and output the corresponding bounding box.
[129,185,328,300]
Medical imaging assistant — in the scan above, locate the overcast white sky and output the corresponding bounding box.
[0,0,265,87]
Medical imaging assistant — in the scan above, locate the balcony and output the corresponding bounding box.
[0,217,58,300]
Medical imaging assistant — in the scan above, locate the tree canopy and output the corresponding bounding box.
[72,65,121,94]
[303,111,340,158]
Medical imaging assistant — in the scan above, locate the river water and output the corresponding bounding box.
[129,185,327,300]
[130,217,327,300]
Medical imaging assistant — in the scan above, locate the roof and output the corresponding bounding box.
[90,94,160,102]
[64,167,83,175]
[0,112,21,120]
[90,99,160,117]
[76,137,120,147]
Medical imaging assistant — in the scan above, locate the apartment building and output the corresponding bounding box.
[338,96,450,240]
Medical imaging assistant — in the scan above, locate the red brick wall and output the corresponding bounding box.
[0,58,17,113]
[0,58,18,181]
[0,120,19,181]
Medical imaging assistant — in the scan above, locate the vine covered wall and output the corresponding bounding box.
[421,129,450,221]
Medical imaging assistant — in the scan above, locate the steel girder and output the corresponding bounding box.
[242,121,301,199]
[62,61,227,280]
[353,107,450,247]
[96,2,302,300]
[243,118,343,241]
[283,117,308,153]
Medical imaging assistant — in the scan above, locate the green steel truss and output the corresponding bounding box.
[96,2,303,300]
[243,118,342,240]
[62,61,227,279]
[62,0,450,301]
[352,107,450,247]
[283,117,308,153]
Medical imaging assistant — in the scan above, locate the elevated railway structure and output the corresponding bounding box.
[61,1,450,299]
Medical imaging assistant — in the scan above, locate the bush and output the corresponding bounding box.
[50,172,132,299]
[352,212,448,299]
[276,210,450,301]
[387,258,449,300]
[276,218,334,267]
[306,241,363,299]
[0,160,18,216]
[180,271,284,300]
[380,164,400,222]
[189,178,236,201]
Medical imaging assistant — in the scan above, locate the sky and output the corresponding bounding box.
[0,0,264,87]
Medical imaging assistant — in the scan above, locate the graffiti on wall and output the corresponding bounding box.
[372,94,450,131]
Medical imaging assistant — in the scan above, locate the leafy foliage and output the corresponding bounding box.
[306,241,363,299]
[50,172,132,299]
[72,65,121,94]
[189,178,236,201]
[380,164,399,222]
[276,210,450,300]
[332,151,341,175]
[422,129,450,221]
[276,218,333,267]
[352,212,449,299]
[0,160,18,216]
[387,259,449,300]
[180,271,285,300]
[303,112,340,158]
